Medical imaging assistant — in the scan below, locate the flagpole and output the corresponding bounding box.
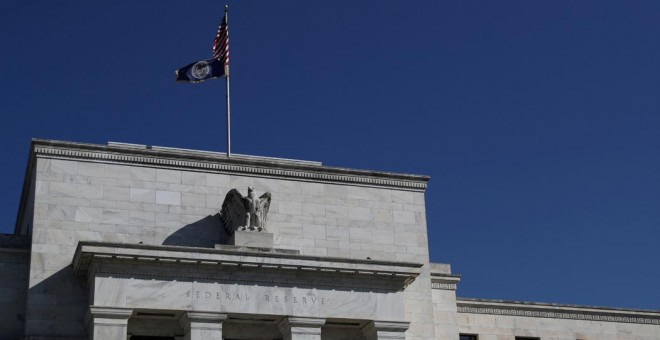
[224,5,231,158]
[226,69,231,158]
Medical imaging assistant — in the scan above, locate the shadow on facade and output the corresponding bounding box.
[162,214,230,248]
[25,265,88,339]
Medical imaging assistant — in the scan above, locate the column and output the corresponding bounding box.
[361,321,409,340]
[278,316,325,340]
[86,306,133,340]
[179,311,228,340]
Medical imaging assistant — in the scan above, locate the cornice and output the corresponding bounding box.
[430,271,461,291]
[31,139,429,191]
[457,298,660,325]
[73,241,422,291]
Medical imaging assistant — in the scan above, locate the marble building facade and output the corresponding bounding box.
[0,139,658,340]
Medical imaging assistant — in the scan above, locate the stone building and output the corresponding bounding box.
[1,139,659,340]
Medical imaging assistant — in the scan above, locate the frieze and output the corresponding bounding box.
[185,290,326,305]
[457,300,660,325]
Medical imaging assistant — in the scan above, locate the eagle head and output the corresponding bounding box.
[247,187,257,201]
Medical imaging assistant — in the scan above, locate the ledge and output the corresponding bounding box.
[72,241,423,290]
[457,297,660,325]
[430,273,461,291]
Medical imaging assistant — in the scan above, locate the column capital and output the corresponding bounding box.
[85,306,133,340]
[180,311,228,324]
[179,311,228,331]
[279,316,326,329]
[87,306,133,319]
[179,311,228,340]
[85,306,133,328]
[361,320,409,340]
[278,316,325,339]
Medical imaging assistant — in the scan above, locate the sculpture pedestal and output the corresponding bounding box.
[228,231,273,248]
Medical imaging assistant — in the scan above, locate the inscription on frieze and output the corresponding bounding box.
[187,290,249,301]
[186,290,326,305]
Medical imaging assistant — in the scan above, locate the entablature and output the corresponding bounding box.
[73,241,422,291]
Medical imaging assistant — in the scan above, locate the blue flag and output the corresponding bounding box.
[175,58,226,83]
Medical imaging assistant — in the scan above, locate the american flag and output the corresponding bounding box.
[212,12,229,74]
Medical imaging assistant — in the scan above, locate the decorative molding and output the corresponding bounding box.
[32,141,428,191]
[180,311,227,332]
[430,272,461,291]
[278,316,326,337]
[72,241,422,291]
[85,306,133,330]
[87,306,133,319]
[457,299,660,325]
[431,282,457,290]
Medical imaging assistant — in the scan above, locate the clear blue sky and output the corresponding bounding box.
[2,1,659,309]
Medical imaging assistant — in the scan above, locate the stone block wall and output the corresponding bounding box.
[430,263,460,340]
[31,158,429,261]
[0,235,30,340]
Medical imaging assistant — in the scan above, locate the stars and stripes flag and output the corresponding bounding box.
[175,9,230,83]
[212,12,229,75]
[174,5,233,157]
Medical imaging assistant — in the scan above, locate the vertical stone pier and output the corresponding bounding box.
[179,312,228,340]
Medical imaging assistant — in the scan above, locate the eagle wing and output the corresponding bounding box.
[256,192,272,231]
[221,189,248,233]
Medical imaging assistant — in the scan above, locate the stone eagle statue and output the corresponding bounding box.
[221,187,272,233]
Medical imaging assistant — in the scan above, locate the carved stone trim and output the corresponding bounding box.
[85,306,133,330]
[73,241,422,291]
[179,311,227,332]
[32,141,428,191]
[431,273,461,291]
[87,306,133,319]
[431,282,457,290]
[278,316,326,338]
[457,298,660,325]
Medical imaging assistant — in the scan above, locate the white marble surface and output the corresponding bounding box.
[26,143,428,334]
[94,276,406,321]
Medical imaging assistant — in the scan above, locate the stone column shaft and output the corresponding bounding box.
[179,311,228,340]
[86,306,133,340]
[278,316,326,340]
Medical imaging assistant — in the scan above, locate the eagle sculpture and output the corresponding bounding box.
[220,187,272,234]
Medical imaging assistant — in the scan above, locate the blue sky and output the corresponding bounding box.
[2,1,659,309]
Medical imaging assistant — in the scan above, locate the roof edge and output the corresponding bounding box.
[457,297,660,323]
[30,139,430,191]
